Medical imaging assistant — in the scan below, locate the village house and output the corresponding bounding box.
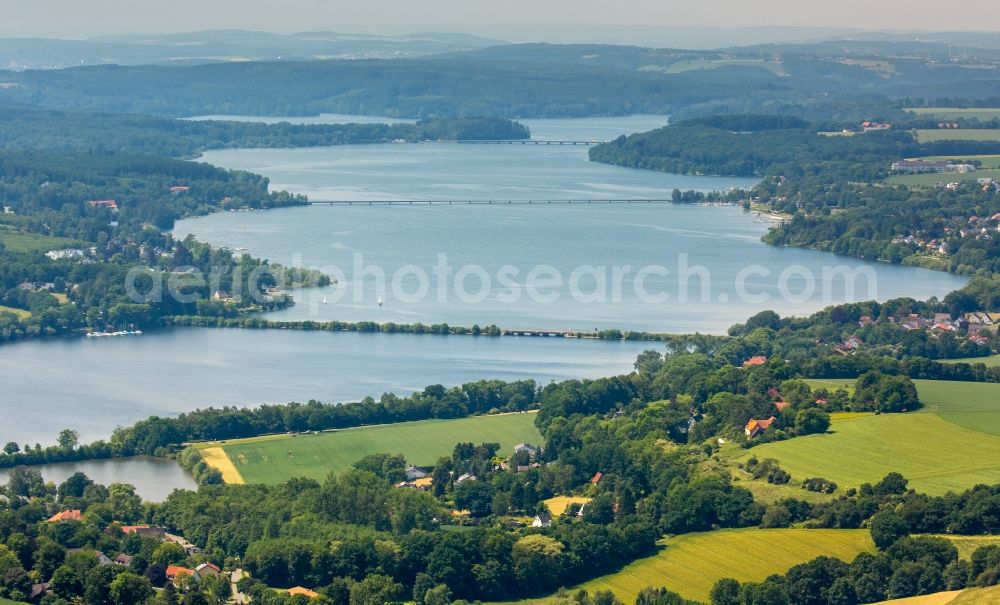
[405,465,429,481]
[970,334,990,346]
[166,565,196,584]
[745,416,777,439]
[88,199,119,211]
[862,121,891,131]
[170,186,191,194]
[47,509,83,522]
[115,554,134,566]
[456,472,476,484]
[836,335,864,354]
[196,562,222,578]
[532,511,553,528]
[120,524,167,539]
[45,248,85,261]
[742,355,768,368]
[514,443,540,457]
[31,583,52,600]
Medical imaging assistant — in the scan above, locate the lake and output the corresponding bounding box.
[0,115,969,454]
[0,456,197,502]
[176,115,968,333]
[0,328,651,445]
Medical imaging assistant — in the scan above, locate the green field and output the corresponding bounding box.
[924,534,1000,561]
[0,598,28,605]
[648,59,788,76]
[887,168,1000,186]
[0,226,82,254]
[918,155,1000,169]
[572,529,874,603]
[874,585,1000,605]
[947,354,1000,367]
[746,380,1000,495]
[906,108,1000,121]
[208,413,543,484]
[0,305,30,319]
[914,129,1000,143]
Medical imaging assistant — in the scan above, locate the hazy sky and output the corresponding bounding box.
[0,0,997,39]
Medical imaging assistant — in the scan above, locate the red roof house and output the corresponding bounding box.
[48,509,83,522]
[88,200,118,211]
[166,565,195,583]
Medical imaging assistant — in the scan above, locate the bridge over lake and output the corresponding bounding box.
[450,139,601,145]
[307,198,676,205]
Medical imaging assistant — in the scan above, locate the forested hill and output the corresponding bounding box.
[3,48,1000,120]
[0,104,529,157]
[589,117,921,178]
[589,115,1000,178]
[0,59,692,118]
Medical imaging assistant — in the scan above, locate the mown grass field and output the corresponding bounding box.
[906,108,1000,121]
[653,58,788,76]
[874,591,965,605]
[0,598,28,605]
[746,380,1000,495]
[925,534,1000,560]
[0,305,30,319]
[542,496,591,516]
[915,129,1000,143]
[0,226,81,253]
[917,154,1000,169]
[571,529,874,604]
[887,168,1000,187]
[875,585,1000,605]
[947,354,1000,367]
[204,412,543,484]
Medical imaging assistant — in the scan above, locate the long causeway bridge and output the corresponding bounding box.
[452,139,601,145]
[307,198,674,205]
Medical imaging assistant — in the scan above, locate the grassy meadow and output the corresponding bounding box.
[946,354,1000,367]
[906,108,1000,121]
[925,534,1000,560]
[0,227,82,254]
[887,169,1000,187]
[0,305,30,319]
[542,496,591,516]
[746,380,1000,495]
[914,129,1000,143]
[201,412,543,484]
[571,529,874,603]
[651,58,788,76]
[874,586,1000,605]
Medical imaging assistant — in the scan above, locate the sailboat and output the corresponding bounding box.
[322,296,327,305]
[378,296,383,308]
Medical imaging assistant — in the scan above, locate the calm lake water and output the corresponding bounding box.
[0,328,650,445]
[176,115,968,333]
[0,115,970,478]
[0,457,198,502]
